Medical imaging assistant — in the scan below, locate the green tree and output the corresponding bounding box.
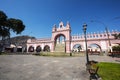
[0,10,25,40]
[7,18,25,34]
[112,45,120,52]
[118,33,120,39]
[0,11,9,40]
[112,33,120,39]
[0,10,25,52]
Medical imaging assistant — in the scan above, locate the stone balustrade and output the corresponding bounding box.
[30,38,51,43]
[72,30,119,40]
[28,30,119,42]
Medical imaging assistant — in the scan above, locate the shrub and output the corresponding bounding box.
[112,45,120,52]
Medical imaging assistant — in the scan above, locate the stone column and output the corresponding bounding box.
[66,40,71,53]
[26,44,29,53]
[51,41,55,52]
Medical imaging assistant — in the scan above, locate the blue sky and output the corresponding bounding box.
[0,0,120,38]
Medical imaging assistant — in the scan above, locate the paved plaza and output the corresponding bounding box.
[0,55,119,80]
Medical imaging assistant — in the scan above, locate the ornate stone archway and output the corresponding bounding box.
[26,21,120,54]
[51,21,71,53]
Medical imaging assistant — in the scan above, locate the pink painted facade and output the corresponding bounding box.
[27,22,120,53]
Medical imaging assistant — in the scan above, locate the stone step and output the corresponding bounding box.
[55,44,65,52]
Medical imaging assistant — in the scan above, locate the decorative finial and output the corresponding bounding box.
[53,24,56,28]
[59,21,64,28]
[66,21,70,28]
[67,21,70,24]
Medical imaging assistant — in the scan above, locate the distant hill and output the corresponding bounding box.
[0,35,36,46]
[10,35,36,44]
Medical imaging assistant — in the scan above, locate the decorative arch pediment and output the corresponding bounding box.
[51,21,71,53]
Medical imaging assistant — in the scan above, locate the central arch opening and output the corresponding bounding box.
[54,34,66,52]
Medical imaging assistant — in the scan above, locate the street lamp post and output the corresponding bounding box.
[105,27,112,52]
[83,23,89,64]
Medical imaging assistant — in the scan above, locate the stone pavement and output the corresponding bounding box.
[0,55,119,80]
